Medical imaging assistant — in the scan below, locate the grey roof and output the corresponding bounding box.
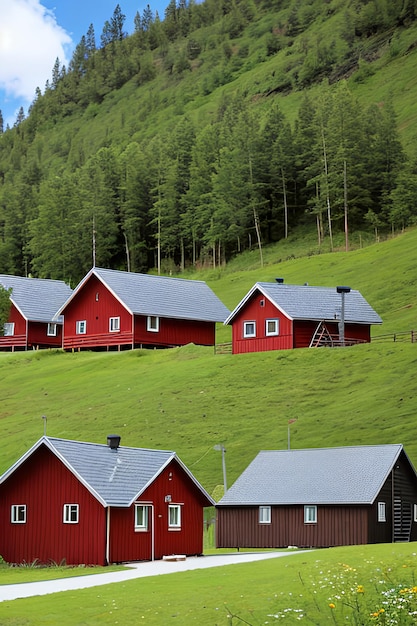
[218,445,408,506]
[0,437,214,508]
[225,283,382,325]
[0,275,73,323]
[57,267,230,323]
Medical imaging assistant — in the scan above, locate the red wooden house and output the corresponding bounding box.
[0,435,214,566]
[216,445,417,549]
[224,280,382,354]
[0,275,73,351]
[55,267,230,351]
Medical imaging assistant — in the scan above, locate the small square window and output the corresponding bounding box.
[266,319,279,336]
[168,504,181,529]
[378,502,386,522]
[109,317,120,332]
[147,316,159,332]
[135,505,149,531]
[76,320,86,335]
[11,504,26,524]
[4,323,15,336]
[47,323,57,337]
[63,504,79,524]
[243,321,256,338]
[304,505,317,524]
[259,505,271,524]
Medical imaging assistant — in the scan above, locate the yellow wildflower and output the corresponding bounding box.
[357,585,365,594]
[328,603,336,609]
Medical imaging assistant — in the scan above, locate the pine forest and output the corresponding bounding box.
[1,0,417,284]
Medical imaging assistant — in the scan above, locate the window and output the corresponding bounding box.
[109,317,120,332]
[168,504,181,529]
[4,323,14,336]
[47,323,57,337]
[378,502,386,522]
[135,505,149,531]
[63,504,79,524]
[259,505,271,524]
[266,319,279,336]
[414,504,417,523]
[147,316,159,333]
[11,504,26,524]
[243,321,256,338]
[304,505,317,524]
[76,320,86,335]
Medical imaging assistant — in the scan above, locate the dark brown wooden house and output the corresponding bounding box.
[216,445,417,549]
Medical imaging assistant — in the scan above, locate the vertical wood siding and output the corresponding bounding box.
[231,293,293,354]
[109,460,207,562]
[294,321,371,348]
[133,316,215,348]
[216,505,369,548]
[0,446,106,565]
[62,275,133,349]
[27,322,63,348]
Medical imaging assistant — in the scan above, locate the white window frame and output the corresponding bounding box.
[11,504,26,524]
[259,505,271,524]
[168,504,181,530]
[135,504,149,531]
[47,323,57,337]
[4,322,15,336]
[147,316,159,333]
[63,504,79,524]
[76,320,86,335]
[378,501,386,522]
[243,321,256,338]
[265,319,279,336]
[414,504,417,523]
[109,316,120,332]
[304,505,317,524]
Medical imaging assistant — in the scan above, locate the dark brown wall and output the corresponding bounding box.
[216,505,369,549]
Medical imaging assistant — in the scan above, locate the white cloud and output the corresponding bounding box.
[0,0,72,111]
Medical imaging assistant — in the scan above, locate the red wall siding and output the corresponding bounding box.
[134,316,215,348]
[109,460,207,562]
[216,505,369,548]
[0,446,107,565]
[294,321,371,348]
[27,322,63,348]
[231,293,293,354]
[0,304,27,348]
[62,275,133,349]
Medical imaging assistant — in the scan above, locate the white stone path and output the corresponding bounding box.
[0,551,306,602]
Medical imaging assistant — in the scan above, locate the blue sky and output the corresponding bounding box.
[0,0,172,129]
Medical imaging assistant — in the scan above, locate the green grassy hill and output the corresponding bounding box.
[1,228,416,496]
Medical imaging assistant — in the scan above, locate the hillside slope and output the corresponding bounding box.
[1,228,416,495]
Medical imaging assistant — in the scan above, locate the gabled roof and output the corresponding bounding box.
[218,445,411,506]
[0,437,214,508]
[56,267,230,323]
[0,275,73,324]
[224,283,382,325]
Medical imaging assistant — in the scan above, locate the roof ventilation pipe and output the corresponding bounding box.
[107,435,121,449]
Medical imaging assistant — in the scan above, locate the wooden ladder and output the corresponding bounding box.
[394,499,412,542]
[309,321,334,348]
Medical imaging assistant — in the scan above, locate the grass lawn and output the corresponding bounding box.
[1,543,417,624]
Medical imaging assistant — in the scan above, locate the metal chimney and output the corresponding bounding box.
[107,435,121,449]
